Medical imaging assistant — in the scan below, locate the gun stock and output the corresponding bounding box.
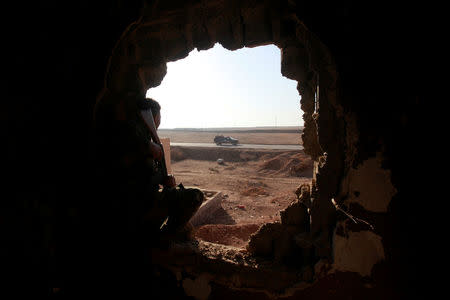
[159,143,168,178]
[140,110,168,178]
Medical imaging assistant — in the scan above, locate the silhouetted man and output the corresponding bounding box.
[94,93,203,243]
[88,92,203,296]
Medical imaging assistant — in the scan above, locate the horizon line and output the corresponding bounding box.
[158,125,304,130]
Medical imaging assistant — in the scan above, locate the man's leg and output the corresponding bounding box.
[161,185,204,239]
[141,189,170,238]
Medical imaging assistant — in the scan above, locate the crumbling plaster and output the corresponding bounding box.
[340,152,397,213]
[333,222,385,277]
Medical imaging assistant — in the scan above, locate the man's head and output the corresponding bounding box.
[138,97,161,128]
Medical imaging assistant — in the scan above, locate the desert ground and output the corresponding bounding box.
[160,127,313,249]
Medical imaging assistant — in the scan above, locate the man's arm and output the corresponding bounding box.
[139,110,176,187]
[148,141,163,160]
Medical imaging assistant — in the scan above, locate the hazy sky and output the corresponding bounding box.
[146,43,303,129]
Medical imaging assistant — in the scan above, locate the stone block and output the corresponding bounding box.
[280,199,309,229]
[246,222,283,257]
[190,190,223,227]
[273,225,301,264]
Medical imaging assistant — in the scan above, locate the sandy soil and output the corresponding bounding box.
[170,146,312,248]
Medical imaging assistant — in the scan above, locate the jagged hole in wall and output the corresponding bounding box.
[146,43,313,250]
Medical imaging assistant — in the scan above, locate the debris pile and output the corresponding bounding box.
[258,152,312,177]
[194,224,261,248]
[239,181,269,196]
[246,183,316,267]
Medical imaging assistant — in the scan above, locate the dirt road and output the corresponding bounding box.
[171,142,303,150]
[159,128,303,145]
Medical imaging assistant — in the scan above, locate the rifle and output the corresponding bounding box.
[140,109,173,230]
[139,109,168,180]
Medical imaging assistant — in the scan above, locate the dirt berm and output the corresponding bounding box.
[171,146,312,177]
